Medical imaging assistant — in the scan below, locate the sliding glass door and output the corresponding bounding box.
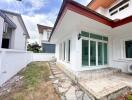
[82,39,108,67]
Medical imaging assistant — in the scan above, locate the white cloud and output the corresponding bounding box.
[30,0,47,9]
[74,0,92,6]
[1,0,15,3]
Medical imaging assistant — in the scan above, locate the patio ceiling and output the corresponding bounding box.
[87,0,118,10]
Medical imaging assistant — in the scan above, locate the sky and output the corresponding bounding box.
[0,0,92,43]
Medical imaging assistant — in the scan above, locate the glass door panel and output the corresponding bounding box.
[98,42,103,65]
[90,41,96,66]
[82,40,89,66]
[104,43,108,64]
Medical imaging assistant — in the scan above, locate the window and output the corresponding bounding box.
[125,40,132,58]
[104,43,108,64]
[63,42,65,60]
[82,39,108,66]
[119,4,129,11]
[81,32,108,41]
[68,40,71,62]
[82,40,89,66]
[98,42,103,65]
[110,10,118,16]
[90,41,96,66]
[81,31,108,67]
[1,38,10,49]
[109,0,130,12]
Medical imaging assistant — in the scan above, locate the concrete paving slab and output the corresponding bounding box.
[79,74,132,99]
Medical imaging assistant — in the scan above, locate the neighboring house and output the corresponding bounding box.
[88,0,132,20]
[0,10,30,86]
[49,0,132,73]
[0,10,29,50]
[37,24,55,53]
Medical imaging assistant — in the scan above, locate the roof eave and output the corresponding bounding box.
[49,0,132,41]
[0,10,17,29]
[1,10,30,38]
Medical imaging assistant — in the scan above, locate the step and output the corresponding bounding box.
[77,67,121,81]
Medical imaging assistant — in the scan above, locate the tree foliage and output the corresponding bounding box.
[27,42,42,53]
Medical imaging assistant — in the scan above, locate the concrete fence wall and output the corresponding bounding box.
[0,49,55,86]
[32,53,55,61]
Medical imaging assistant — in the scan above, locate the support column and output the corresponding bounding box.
[0,17,4,48]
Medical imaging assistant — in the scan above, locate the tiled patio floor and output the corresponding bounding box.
[55,63,132,99]
[79,73,132,99]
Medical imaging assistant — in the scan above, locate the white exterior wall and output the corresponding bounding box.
[0,49,32,86]
[55,31,80,73]
[42,30,48,41]
[52,9,131,73]
[52,10,111,73]
[11,16,27,50]
[0,49,55,86]
[0,16,4,48]
[109,23,132,73]
[32,53,55,61]
[39,33,43,45]
[96,0,132,20]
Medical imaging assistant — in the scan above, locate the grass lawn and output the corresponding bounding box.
[0,62,60,100]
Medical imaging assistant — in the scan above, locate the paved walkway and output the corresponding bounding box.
[49,62,92,100]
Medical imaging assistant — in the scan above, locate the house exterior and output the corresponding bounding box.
[37,24,55,53]
[0,10,30,86]
[0,10,29,50]
[50,0,132,73]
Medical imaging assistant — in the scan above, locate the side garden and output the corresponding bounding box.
[0,62,60,100]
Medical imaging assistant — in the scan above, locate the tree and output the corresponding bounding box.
[27,42,42,53]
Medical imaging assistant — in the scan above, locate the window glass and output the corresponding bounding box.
[90,33,102,40]
[90,41,96,66]
[103,36,108,41]
[119,4,129,11]
[81,31,89,37]
[125,40,132,58]
[104,43,108,64]
[68,40,71,62]
[98,42,103,65]
[82,40,89,65]
[63,42,65,60]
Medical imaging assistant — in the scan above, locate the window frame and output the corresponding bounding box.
[63,42,65,61]
[81,36,108,67]
[124,40,132,59]
[68,39,71,62]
